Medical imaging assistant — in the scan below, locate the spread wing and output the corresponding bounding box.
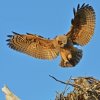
[66,3,96,46]
[7,32,59,60]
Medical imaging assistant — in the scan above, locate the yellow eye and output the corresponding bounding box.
[58,41,63,45]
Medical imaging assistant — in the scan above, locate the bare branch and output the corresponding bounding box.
[2,85,21,100]
[49,75,83,91]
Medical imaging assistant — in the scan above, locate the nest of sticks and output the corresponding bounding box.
[49,75,100,100]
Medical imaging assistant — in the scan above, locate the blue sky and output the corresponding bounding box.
[0,0,100,100]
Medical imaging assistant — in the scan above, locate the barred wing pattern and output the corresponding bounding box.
[7,32,59,60]
[6,4,96,67]
[68,4,95,46]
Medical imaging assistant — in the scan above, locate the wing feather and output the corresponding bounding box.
[67,4,96,46]
[7,32,59,60]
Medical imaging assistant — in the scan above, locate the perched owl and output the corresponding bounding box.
[7,4,95,67]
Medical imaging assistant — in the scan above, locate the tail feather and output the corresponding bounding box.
[68,47,82,66]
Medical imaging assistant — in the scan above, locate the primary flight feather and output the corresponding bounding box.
[7,4,96,67]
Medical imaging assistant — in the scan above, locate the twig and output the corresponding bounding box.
[49,75,83,91]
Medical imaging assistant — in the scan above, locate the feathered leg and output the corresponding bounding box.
[60,46,82,67]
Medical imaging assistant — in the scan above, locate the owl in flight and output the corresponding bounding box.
[7,4,95,67]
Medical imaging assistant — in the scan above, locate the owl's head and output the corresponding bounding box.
[55,35,68,47]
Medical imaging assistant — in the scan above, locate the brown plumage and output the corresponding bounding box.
[7,4,96,67]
